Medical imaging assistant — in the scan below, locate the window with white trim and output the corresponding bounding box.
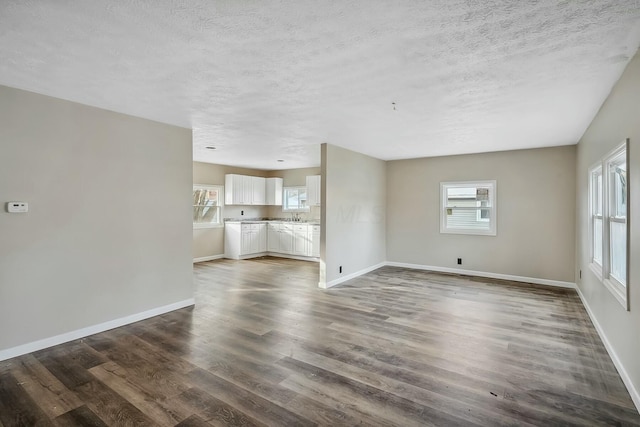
[440,181,497,236]
[588,140,628,310]
[193,185,223,228]
[283,186,309,212]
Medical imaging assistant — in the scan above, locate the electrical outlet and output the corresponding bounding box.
[241,210,244,215]
[457,258,462,265]
[339,266,342,273]
[7,202,28,213]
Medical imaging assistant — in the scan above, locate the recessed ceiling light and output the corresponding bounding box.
[205,146,216,150]
[277,159,284,162]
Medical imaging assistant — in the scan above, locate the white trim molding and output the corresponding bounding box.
[318,261,576,290]
[319,262,386,289]
[0,298,195,362]
[575,286,640,412]
[193,254,225,263]
[385,262,576,289]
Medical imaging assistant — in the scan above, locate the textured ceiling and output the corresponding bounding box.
[1,1,640,170]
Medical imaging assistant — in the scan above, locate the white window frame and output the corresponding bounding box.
[440,180,497,236]
[588,163,603,277]
[588,140,629,310]
[193,184,224,229]
[283,186,310,212]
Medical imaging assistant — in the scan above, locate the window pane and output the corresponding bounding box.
[612,161,626,218]
[193,206,219,223]
[446,187,491,207]
[193,187,221,225]
[446,208,491,231]
[283,187,309,211]
[593,217,602,265]
[594,173,602,215]
[610,221,626,285]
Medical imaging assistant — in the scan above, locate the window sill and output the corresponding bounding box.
[193,224,224,230]
[603,278,628,310]
[588,262,628,310]
[588,262,603,281]
[440,228,496,236]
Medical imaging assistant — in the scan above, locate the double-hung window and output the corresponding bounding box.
[440,181,497,236]
[193,185,223,228]
[589,140,629,309]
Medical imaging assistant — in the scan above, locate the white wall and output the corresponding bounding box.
[576,49,640,407]
[320,143,386,287]
[386,146,576,284]
[0,85,193,356]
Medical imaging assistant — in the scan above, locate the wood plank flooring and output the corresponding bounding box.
[1,256,638,426]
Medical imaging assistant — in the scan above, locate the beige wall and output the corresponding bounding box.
[386,146,576,283]
[192,163,321,260]
[0,85,193,353]
[321,144,386,287]
[576,49,640,405]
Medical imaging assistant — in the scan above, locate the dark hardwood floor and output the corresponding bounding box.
[1,257,638,426]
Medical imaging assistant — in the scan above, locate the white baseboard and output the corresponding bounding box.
[385,262,576,289]
[320,262,386,289]
[223,252,320,263]
[193,254,224,263]
[0,298,195,362]
[317,261,575,290]
[575,286,640,412]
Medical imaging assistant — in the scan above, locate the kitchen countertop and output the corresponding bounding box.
[225,219,320,225]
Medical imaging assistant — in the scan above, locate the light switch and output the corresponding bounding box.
[7,202,28,213]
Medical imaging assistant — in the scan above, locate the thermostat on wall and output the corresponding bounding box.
[7,202,28,213]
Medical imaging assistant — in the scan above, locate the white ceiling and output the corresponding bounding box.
[1,1,640,170]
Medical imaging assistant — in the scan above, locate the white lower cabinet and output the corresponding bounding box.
[226,221,319,260]
[241,223,266,254]
[267,223,280,252]
[279,224,294,254]
[293,224,310,256]
[311,225,320,257]
[225,222,266,259]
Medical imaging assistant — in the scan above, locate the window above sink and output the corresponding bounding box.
[283,186,309,212]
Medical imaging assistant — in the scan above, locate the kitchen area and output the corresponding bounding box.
[223,173,321,261]
[192,161,321,265]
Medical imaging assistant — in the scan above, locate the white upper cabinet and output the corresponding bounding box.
[306,175,321,207]
[251,176,266,205]
[265,177,283,206]
[225,174,266,205]
[225,174,245,205]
